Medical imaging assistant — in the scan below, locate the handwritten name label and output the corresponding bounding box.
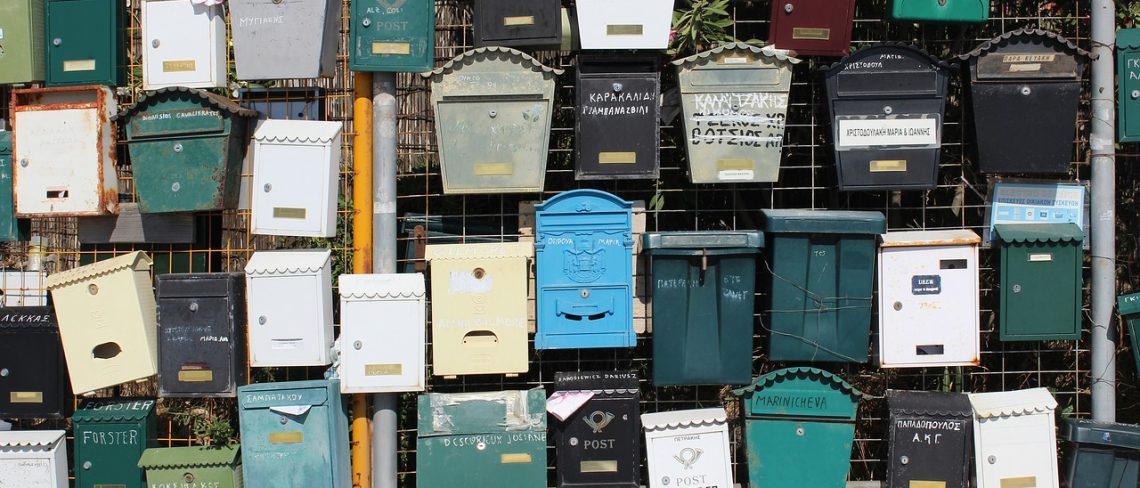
[689,92,788,148]
[81,429,139,446]
[754,395,828,410]
[438,432,545,447]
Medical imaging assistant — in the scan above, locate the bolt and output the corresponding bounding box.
[580,288,590,299]
[1012,284,1022,294]
[477,441,486,451]
[795,426,805,436]
[893,301,902,311]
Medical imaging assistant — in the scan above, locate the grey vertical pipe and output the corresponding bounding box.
[1090,0,1116,423]
[372,72,399,487]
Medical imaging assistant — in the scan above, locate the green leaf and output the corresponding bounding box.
[649,193,666,211]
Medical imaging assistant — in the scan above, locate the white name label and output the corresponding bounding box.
[718,170,755,181]
[837,118,939,148]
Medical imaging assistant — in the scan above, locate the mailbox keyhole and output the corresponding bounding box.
[0,368,9,377]
[183,473,195,484]
[92,342,122,359]
[893,301,902,311]
[473,268,486,279]
[87,284,99,295]
[189,302,199,313]
[1020,86,1032,96]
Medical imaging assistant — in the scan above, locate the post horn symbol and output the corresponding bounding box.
[378,0,407,9]
[583,411,615,433]
[674,448,703,469]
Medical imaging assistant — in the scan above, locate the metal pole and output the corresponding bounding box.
[372,72,399,488]
[1090,0,1117,423]
[350,71,375,488]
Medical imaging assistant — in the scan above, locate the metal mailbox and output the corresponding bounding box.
[641,408,733,488]
[12,86,118,217]
[877,230,981,368]
[535,189,636,350]
[139,445,243,488]
[349,0,434,73]
[45,251,158,395]
[0,1,45,84]
[672,43,799,184]
[237,379,350,488]
[0,306,70,419]
[230,0,340,80]
[553,371,641,488]
[825,44,952,191]
[760,209,885,362]
[156,272,247,398]
[575,0,673,50]
[994,223,1083,341]
[424,242,532,376]
[886,390,973,488]
[643,231,763,386]
[416,389,548,488]
[576,55,660,180]
[44,0,124,86]
[768,0,855,57]
[969,388,1059,488]
[1118,292,1140,375]
[73,398,158,488]
[0,431,67,488]
[338,273,426,393]
[250,120,342,237]
[244,249,335,367]
[141,0,226,90]
[422,47,562,194]
[0,132,30,242]
[473,0,562,48]
[1,270,47,306]
[1118,29,1140,143]
[958,29,1093,174]
[1061,419,1140,488]
[891,0,990,23]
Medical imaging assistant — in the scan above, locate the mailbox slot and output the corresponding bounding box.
[230,0,340,80]
[642,408,733,488]
[250,120,342,237]
[576,55,661,180]
[0,431,67,488]
[887,391,973,488]
[156,273,246,398]
[349,0,434,72]
[141,0,226,90]
[575,0,672,50]
[0,1,46,84]
[969,388,1060,488]
[553,372,641,487]
[768,0,855,57]
[73,398,158,488]
[994,223,1083,341]
[338,273,426,393]
[890,0,990,23]
[0,306,71,419]
[244,250,335,367]
[45,0,125,86]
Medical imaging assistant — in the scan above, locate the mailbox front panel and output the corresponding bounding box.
[575,0,673,50]
[0,307,69,418]
[340,292,426,393]
[769,0,855,57]
[557,395,640,487]
[0,132,30,242]
[576,66,661,180]
[0,1,44,83]
[434,98,550,193]
[746,419,856,488]
[1119,30,1140,142]
[644,424,732,488]
[976,415,1059,488]
[141,0,226,90]
[14,106,115,217]
[1000,240,1082,341]
[230,0,340,79]
[248,275,333,366]
[473,0,561,47]
[73,399,157,488]
[156,273,246,397]
[349,0,434,72]
[251,143,339,237]
[889,417,971,488]
[891,0,990,23]
[239,381,349,488]
[45,0,123,86]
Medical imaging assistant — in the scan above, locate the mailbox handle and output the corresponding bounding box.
[556,298,615,321]
[462,330,499,345]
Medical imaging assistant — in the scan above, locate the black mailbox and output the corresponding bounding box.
[473,0,562,48]
[887,390,973,488]
[156,273,247,398]
[0,306,71,418]
[553,371,640,488]
[958,29,1094,174]
[576,55,661,180]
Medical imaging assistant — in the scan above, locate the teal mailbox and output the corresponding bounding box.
[73,398,157,488]
[1061,419,1140,488]
[45,0,125,86]
[733,367,862,488]
[0,132,29,242]
[1119,292,1140,375]
[349,0,435,72]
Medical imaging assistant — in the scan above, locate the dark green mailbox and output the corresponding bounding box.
[760,209,885,363]
[733,367,862,488]
[349,0,435,73]
[116,87,257,214]
[45,0,125,86]
[0,132,30,242]
[73,398,158,488]
[139,445,243,488]
[643,231,763,386]
[1061,419,1140,488]
[0,0,46,84]
[1118,29,1140,142]
[1118,292,1140,375]
[994,223,1083,341]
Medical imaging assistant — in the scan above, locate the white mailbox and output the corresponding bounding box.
[877,230,981,368]
[141,0,227,90]
[969,388,1060,488]
[642,408,734,488]
[1,271,47,307]
[575,0,674,49]
[338,273,426,394]
[244,249,334,367]
[0,430,68,488]
[250,120,342,238]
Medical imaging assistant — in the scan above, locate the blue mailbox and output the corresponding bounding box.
[535,189,636,350]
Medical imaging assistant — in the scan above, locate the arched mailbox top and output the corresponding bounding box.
[113,86,258,123]
[887,390,972,418]
[733,367,862,419]
[957,28,1095,62]
[671,42,801,69]
[535,189,633,217]
[1120,29,1140,50]
[825,42,954,76]
[420,46,564,80]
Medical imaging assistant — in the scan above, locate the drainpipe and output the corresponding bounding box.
[372,72,400,488]
[1090,0,1117,423]
[351,71,374,488]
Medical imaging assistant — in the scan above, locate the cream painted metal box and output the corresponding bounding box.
[44,251,157,395]
[424,242,532,377]
[641,408,734,488]
[244,249,334,367]
[0,430,68,488]
[877,230,981,368]
[250,120,342,238]
[575,0,673,49]
[969,388,1060,488]
[338,273,426,393]
[1,270,47,306]
[141,0,226,90]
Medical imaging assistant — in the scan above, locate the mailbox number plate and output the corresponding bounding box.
[837,117,939,149]
[977,53,1078,79]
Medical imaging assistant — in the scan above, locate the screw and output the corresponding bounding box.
[354,340,362,350]
[569,437,578,446]
[784,3,794,13]
[362,18,372,27]
[88,284,98,295]
[1132,90,1139,100]
[477,442,486,451]
[263,183,272,193]
[83,461,92,470]
[1012,284,1022,293]
[171,182,181,192]
[795,426,805,436]
[279,416,287,425]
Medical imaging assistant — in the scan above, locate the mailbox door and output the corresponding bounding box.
[473,0,561,47]
[1000,242,1081,341]
[14,106,106,216]
[976,415,1059,488]
[574,0,673,50]
[349,0,434,72]
[0,331,66,418]
[889,415,971,488]
[142,0,225,90]
[540,283,631,346]
[746,419,856,487]
[230,0,339,80]
[1120,48,1140,142]
[75,422,148,488]
[576,69,661,179]
[891,0,989,23]
[341,297,424,392]
[769,0,855,57]
[0,1,44,83]
[130,134,233,214]
[557,395,640,487]
[45,0,122,86]
[158,296,237,396]
[241,390,335,487]
[434,99,549,193]
[645,428,732,488]
[251,143,336,237]
[249,275,327,366]
[1,134,30,242]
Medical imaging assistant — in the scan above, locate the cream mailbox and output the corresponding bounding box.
[244,249,335,367]
[0,431,68,488]
[250,120,342,238]
[641,408,734,488]
[141,0,226,90]
[425,242,532,377]
[230,0,340,80]
[969,388,1060,488]
[338,273,426,393]
[45,251,157,395]
[575,0,673,49]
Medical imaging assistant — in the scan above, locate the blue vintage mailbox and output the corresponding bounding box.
[535,189,636,350]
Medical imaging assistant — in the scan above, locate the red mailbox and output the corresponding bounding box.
[769,0,856,57]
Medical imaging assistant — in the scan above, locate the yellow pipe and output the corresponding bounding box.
[351,71,374,488]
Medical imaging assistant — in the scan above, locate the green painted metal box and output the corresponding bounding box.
[890,0,989,23]
[643,231,763,386]
[0,0,45,84]
[994,223,1083,341]
[733,367,862,488]
[1118,292,1140,375]
[1118,29,1140,143]
[73,398,158,488]
[1061,419,1140,488]
[138,445,243,488]
[760,209,886,362]
[116,87,257,214]
[45,0,125,87]
[349,0,435,73]
[0,132,30,242]
[417,389,548,488]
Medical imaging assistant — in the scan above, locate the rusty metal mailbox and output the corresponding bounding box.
[0,306,71,419]
[230,0,340,80]
[576,55,660,180]
[769,0,856,57]
[553,371,640,488]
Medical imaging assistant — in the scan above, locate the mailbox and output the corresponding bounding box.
[890,0,990,23]
[1,270,47,306]
[156,273,247,398]
[0,431,67,488]
[0,306,70,419]
[641,408,733,488]
[244,249,334,367]
[473,0,562,48]
[643,231,763,385]
[424,242,531,376]
[118,87,257,214]
[349,0,434,73]
[535,190,635,350]
[338,273,426,393]
[0,1,45,84]
[672,43,799,184]
[1061,419,1140,488]
[250,120,342,237]
[552,371,641,488]
[877,230,981,368]
[575,0,672,50]
[139,445,243,488]
[230,0,340,80]
[994,223,1083,341]
[886,390,973,488]
[0,132,30,242]
[958,29,1093,174]
[825,44,952,191]
[141,0,226,90]
[417,389,548,487]
[45,0,124,86]
[1118,292,1140,375]
[1118,29,1140,143]
[969,388,1059,488]
[73,398,158,488]
[422,47,562,194]
[576,55,660,180]
[12,86,118,217]
[237,379,350,488]
[760,209,885,362]
[45,251,158,395]
[768,0,855,57]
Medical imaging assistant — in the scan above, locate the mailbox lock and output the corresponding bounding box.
[476,441,487,451]
[354,340,363,350]
[1020,86,1032,96]
[19,159,27,167]
[88,284,99,295]
[580,288,590,299]
[1104,432,1113,442]
[189,302,198,312]
[1012,284,1022,294]
[152,39,160,49]
[83,461,92,470]
[473,268,486,279]
[0,368,8,377]
[259,315,267,325]
[883,106,893,115]
[569,437,579,446]
[488,110,497,119]
[263,183,272,193]
[279,416,288,425]
[784,3,794,13]
[52,38,61,47]
[183,473,195,484]
[1132,90,1140,100]
[900,456,909,465]
[173,143,183,153]
[273,0,283,3]
[362,18,372,27]
[171,182,181,193]
[988,455,997,464]
[795,426,805,436]
[893,301,902,311]
[613,83,623,93]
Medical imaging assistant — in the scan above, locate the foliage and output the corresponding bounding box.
[165,400,238,447]
[669,0,739,57]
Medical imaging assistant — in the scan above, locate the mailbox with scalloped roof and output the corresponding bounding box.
[993,223,1083,341]
[244,249,334,367]
[250,120,343,237]
[641,408,734,488]
[0,430,67,488]
[968,388,1059,488]
[138,445,243,488]
[338,273,426,393]
[73,398,158,488]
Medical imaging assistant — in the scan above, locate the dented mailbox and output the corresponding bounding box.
[0,1,45,84]
[156,272,247,398]
[473,0,563,48]
[349,0,434,72]
[553,371,640,488]
[230,0,340,80]
[0,306,70,419]
[141,0,226,90]
[769,0,855,57]
[969,388,1060,488]
[45,0,125,86]
[887,390,973,488]
[576,55,661,180]
[994,223,1083,341]
[139,445,243,488]
[641,408,734,488]
[575,0,673,50]
[0,431,67,488]
[250,120,343,237]
[244,249,335,367]
[73,398,158,488]
[338,273,426,393]
[0,132,30,242]
[1119,29,1140,143]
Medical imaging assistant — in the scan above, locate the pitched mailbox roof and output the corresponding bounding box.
[424,242,533,260]
[253,119,344,145]
[879,229,981,248]
[887,390,972,417]
[968,387,1057,419]
[45,251,153,290]
[993,223,1084,244]
[338,273,425,299]
[731,366,864,399]
[1061,419,1140,450]
[421,46,565,78]
[0,430,65,448]
[113,86,258,122]
[671,42,801,66]
[138,446,240,469]
[957,28,1096,61]
[642,408,728,432]
[244,249,332,276]
[73,398,156,422]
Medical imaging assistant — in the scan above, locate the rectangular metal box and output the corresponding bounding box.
[887,390,973,488]
[1119,292,1140,375]
[994,223,1083,341]
[642,408,733,488]
[244,249,335,367]
[575,0,672,49]
[73,398,158,488]
[769,0,855,57]
[0,132,30,242]
[45,0,124,86]
[553,371,640,488]
[230,0,339,80]
[890,0,989,23]
[473,0,562,48]
[141,0,226,90]
[237,88,326,211]
[250,120,342,237]
[969,388,1060,488]
[338,273,426,393]
[1,270,47,306]
[1118,29,1140,142]
[0,430,67,488]
[349,0,434,72]
[156,272,247,398]
[0,0,45,84]
[576,55,660,180]
[0,306,70,418]
[1061,419,1140,488]
[139,445,243,488]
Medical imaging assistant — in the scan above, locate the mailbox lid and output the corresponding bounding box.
[74,397,157,423]
[424,241,534,261]
[761,209,887,235]
[826,43,952,99]
[890,0,989,23]
[643,230,763,256]
[230,0,340,80]
[118,87,257,140]
[339,273,425,301]
[880,229,981,248]
[45,250,153,289]
[245,248,332,278]
[958,28,1093,82]
[138,445,241,469]
[1061,419,1140,450]
[575,0,673,50]
[888,389,973,418]
[253,119,343,146]
[535,189,634,231]
[968,387,1057,419]
[642,408,728,433]
[733,367,863,419]
[473,0,562,48]
[417,389,547,436]
[672,42,801,93]
[994,222,1084,245]
[349,0,435,72]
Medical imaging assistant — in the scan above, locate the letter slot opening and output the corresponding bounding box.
[92,342,122,359]
[940,259,968,269]
[463,330,499,345]
[915,345,945,355]
[46,189,69,199]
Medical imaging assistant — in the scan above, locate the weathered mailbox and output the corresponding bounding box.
[349,0,434,72]
[141,0,226,90]
[73,398,158,488]
[338,273,426,393]
[878,230,981,368]
[0,1,45,84]
[768,0,855,57]
[890,0,990,23]
[156,272,247,398]
[958,29,1093,174]
[473,0,563,48]
[575,0,673,50]
[994,223,1083,341]
[1061,419,1140,488]
[1118,292,1140,374]
[0,132,30,242]
[44,0,125,86]
[244,249,335,367]
[576,55,660,180]
[643,231,763,385]
[825,43,952,190]
[641,408,733,488]
[417,389,548,487]
[535,190,636,350]
[0,306,70,419]
[0,431,67,488]
[553,371,641,488]
[969,388,1060,488]
[139,445,243,488]
[422,47,561,194]
[761,209,885,362]
[250,120,343,237]
[230,0,340,80]
[886,390,973,488]
[1118,29,1140,143]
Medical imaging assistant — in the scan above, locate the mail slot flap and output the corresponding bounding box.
[834,70,941,98]
[643,231,763,256]
[578,55,659,75]
[887,390,973,418]
[993,223,1084,245]
[116,87,257,140]
[156,272,241,298]
[828,44,950,98]
[73,398,156,423]
[680,67,785,93]
[761,209,886,235]
[555,370,639,392]
[1061,419,1140,450]
[733,367,862,420]
[0,306,58,330]
[418,389,547,437]
[240,386,329,410]
[1119,292,1140,316]
[959,28,1093,81]
[137,445,240,469]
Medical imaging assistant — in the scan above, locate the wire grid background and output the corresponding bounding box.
[0,0,1134,486]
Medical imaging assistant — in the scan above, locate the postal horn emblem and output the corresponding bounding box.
[674,448,703,469]
[378,0,407,8]
[583,411,615,433]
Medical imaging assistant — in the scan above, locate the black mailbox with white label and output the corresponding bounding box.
[156,272,247,398]
[887,390,973,488]
[0,306,71,418]
[576,55,661,180]
[553,371,640,488]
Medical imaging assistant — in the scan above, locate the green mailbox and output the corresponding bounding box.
[349,0,435,73]
[73,398,158,488]
[733,367,862,488]
[138,445,243,488]
[890,0,989,23]
[1118,29,1140,142]
[0,0,45,84]
[760,209,886,363]
[1118,292,1140,375]
[45,0,125,87]
[0,132,30,242]
[116,87,257,214]
[643,231,763,386]
[994,223,1083,341]
[1061,419,1140,488]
